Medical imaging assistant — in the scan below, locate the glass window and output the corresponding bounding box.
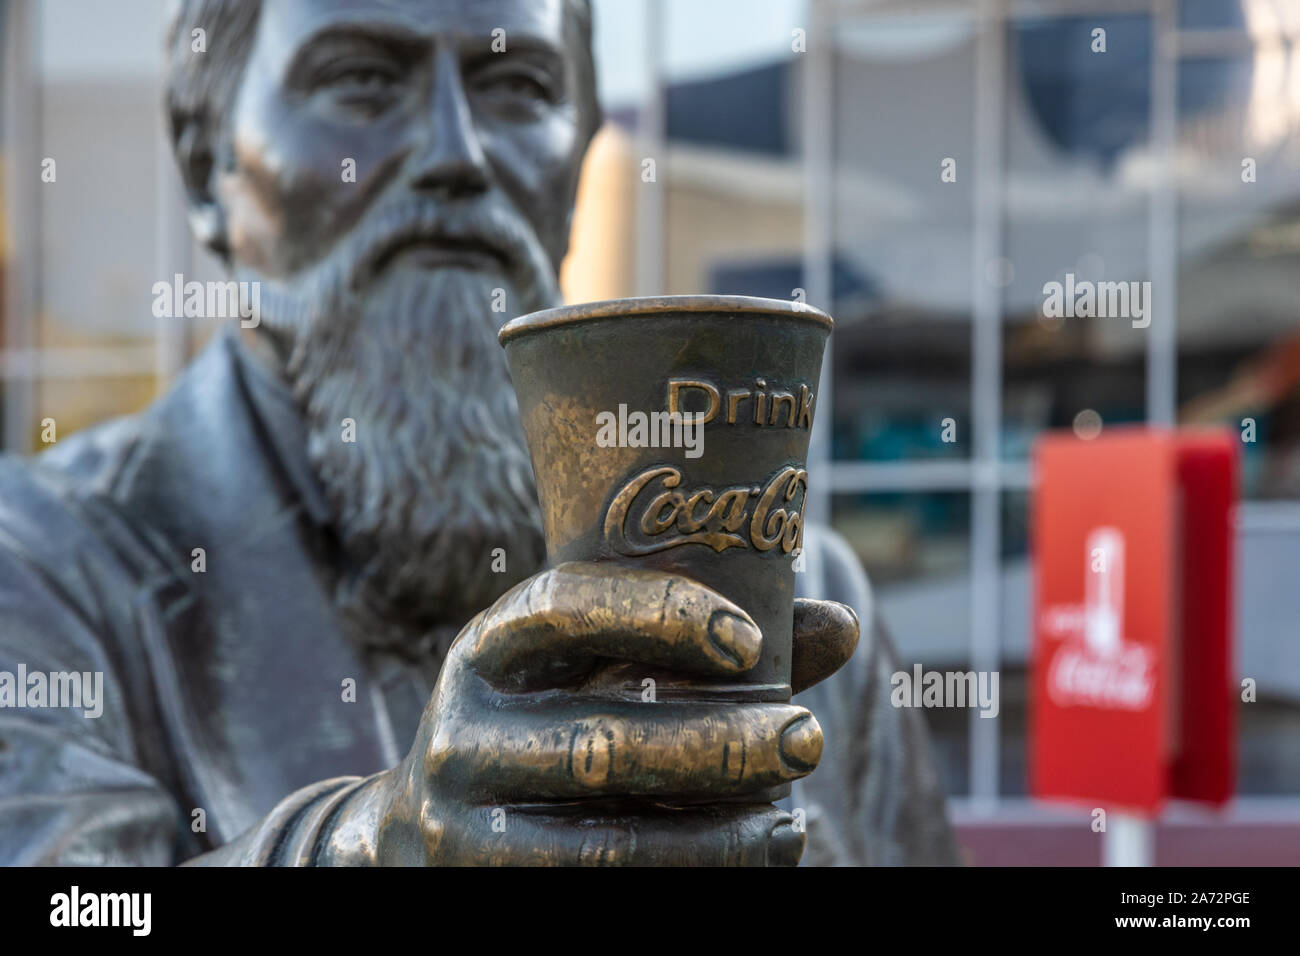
[1174,53,1300,500]
[1002,13,1153,459]
[35,0,164,355]
[658,0,808,301]
[833,489,972,796]
[831,13,977,464]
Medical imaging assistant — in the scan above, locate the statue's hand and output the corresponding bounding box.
[335,561,858,866]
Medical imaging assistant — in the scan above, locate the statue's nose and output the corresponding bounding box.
[410,48,490,200]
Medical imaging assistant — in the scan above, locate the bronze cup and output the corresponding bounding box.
[500,294,831,728]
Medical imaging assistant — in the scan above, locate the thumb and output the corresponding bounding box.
[790,599,859,694]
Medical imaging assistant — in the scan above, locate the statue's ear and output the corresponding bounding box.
[170,108,230,260]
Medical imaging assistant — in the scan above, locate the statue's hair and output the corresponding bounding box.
[164,0,601,160]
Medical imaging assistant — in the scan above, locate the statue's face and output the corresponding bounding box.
[219,0,586,285]
[202,0,593,639]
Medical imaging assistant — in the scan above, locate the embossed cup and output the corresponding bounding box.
[499,295,832,716]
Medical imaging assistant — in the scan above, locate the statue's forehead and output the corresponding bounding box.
[257,0,567,48]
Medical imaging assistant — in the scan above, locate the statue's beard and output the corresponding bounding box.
[248,198,558,659]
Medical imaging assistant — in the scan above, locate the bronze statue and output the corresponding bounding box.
[0,0,958,866]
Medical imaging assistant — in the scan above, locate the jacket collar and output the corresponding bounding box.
[99,325,393,840]
[222,327,334,529]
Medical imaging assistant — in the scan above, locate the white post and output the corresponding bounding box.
[1104,812,1154,867]
[801,0,833,554]
[968,0,1007,817]
[634,0,665,298]
[2,0,41,454]
[1147,0,1177,426]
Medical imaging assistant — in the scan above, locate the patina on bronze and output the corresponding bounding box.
[501,296,831,731]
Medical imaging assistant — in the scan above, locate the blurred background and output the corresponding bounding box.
[2,0,1299,863]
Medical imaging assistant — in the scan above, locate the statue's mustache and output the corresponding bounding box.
[247,195,557,341]
[346,199,541,294]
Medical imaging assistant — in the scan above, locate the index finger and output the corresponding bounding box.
[464,561,761,690]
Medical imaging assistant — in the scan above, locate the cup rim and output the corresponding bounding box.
[498,294,833,345]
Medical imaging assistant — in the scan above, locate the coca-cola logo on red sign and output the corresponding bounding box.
[1039,526,1155,712]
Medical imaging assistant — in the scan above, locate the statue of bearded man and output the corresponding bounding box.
[0,0,958,866]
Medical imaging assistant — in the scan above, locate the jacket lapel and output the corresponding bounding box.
[113,330,396,841]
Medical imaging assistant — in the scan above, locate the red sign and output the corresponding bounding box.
[1030,427,1236,814]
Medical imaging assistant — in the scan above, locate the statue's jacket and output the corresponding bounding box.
[0,328,959,866]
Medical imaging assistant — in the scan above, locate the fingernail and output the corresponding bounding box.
[767,821,804,867]
[778,714,823,775]
[707,610,761,669]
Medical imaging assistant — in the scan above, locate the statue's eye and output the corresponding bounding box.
[312,58,405,102]
[485,73,548,99]
[308,59,406,118]
[473,65,556,105]
[343,69,389,87]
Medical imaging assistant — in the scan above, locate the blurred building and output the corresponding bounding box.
[3,0,1299,863]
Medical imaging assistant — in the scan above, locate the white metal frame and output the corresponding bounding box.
[2,0,39,454]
